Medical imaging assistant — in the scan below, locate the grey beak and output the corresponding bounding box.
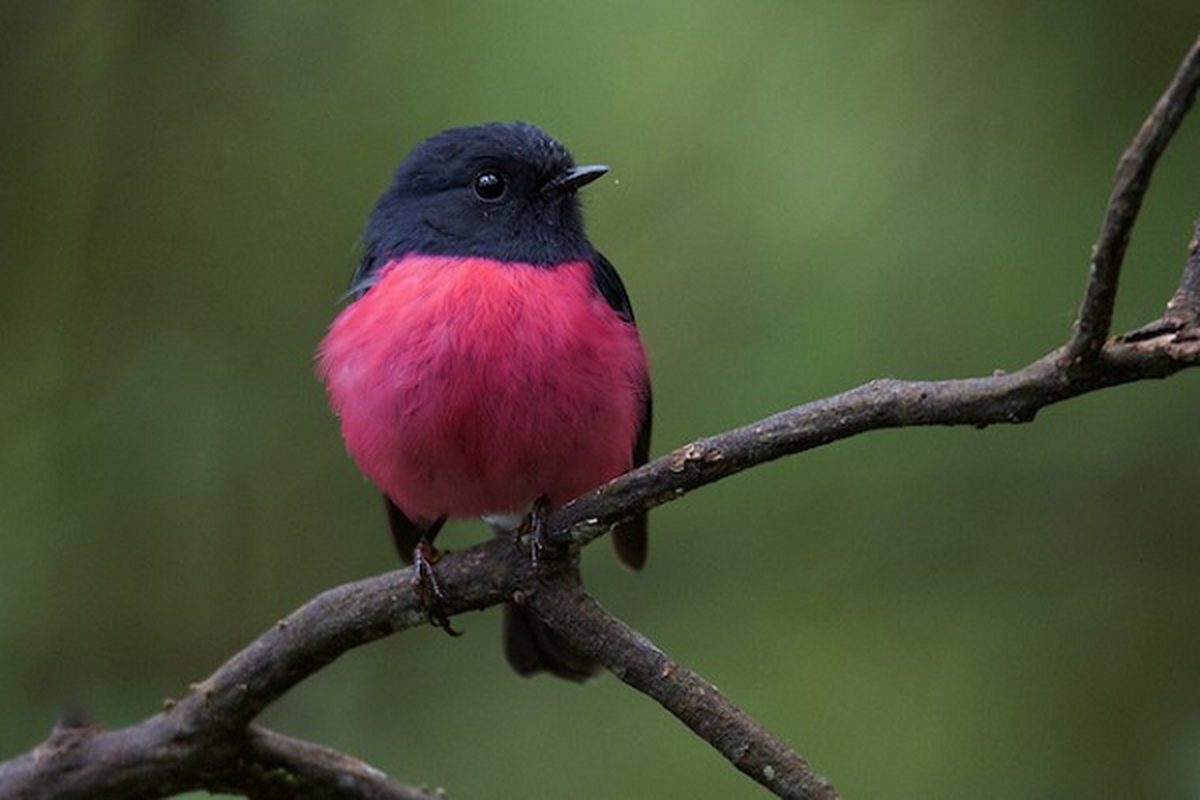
[543,164,609,195]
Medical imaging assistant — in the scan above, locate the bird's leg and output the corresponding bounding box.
[525,495,553,575]
[411,520,461,636]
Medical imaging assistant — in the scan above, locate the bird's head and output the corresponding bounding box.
[352,122,608,295]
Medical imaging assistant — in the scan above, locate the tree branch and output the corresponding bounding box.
[525,565,838,799]
[550,326,1200,554]
[1067,34,1200,361]
[4,34,1200,800]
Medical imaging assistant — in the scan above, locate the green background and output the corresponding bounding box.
[3,3,1199,798]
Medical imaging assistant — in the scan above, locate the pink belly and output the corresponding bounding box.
[317,254,648,523]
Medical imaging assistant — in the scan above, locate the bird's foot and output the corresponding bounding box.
[529,496,550,572]
[519,495,570,581]
[413,536,461,637]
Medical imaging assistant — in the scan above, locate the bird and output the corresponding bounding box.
[316,121,652,681]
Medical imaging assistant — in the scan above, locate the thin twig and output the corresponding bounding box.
[1067,35,1200,361]
[1165,219,1200,326]
[237,726,444,800]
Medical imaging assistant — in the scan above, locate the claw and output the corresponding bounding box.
[413,536,461,637]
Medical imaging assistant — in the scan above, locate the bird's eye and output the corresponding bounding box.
[473,170,508,201]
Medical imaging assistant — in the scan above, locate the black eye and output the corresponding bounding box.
[473,170,507,201]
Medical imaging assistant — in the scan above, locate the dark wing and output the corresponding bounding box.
[384,495,430,564]
[589,250,637,323]
[590,251,652,570]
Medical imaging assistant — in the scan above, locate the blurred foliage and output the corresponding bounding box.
[2,2,1199,798]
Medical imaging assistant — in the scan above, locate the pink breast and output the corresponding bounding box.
[317,254,648,523]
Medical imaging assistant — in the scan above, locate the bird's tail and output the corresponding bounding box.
[502,597,600,682]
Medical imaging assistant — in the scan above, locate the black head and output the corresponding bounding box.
[350,122,608,295]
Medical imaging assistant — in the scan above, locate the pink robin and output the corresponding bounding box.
[317,122,651,680]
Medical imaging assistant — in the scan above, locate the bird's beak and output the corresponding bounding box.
[543,164,609,196]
